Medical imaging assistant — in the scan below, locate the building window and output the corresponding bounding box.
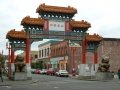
[45,48,46,57]
[42,49,43,57]
[39,50,41,58]
[65,46,67,54]
[47,48,49,56]
[35,54,38,58]
[58,48,60,56]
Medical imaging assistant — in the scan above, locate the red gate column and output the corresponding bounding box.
[94,50,98,72]
[79,39,87,76]
[94,50,98,64]
[82,39,86,64]
[25,38,31,79]
[11,48,15,63]
[10,44,15,79]
[26,38,30,63]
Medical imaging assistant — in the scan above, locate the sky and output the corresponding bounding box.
[0,0,120,55]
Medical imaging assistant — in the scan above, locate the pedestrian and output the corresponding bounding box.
[72,68,76,76]
[117,68,120,80]
[0,65,3,82]
[111,71,114,78]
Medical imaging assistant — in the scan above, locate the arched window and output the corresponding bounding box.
[42,49,43,57]
[45,48,46,57]
[39,50,41,58]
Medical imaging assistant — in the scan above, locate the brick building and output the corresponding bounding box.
[38,38,120,74]
[98,38,120,73]
[19,51,38,63]
[41,40,81,74]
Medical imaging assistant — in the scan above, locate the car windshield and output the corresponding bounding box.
[60,70,67,72]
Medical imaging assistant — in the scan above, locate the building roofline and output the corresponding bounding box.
[38,40,61,47]
[103,37,120,41]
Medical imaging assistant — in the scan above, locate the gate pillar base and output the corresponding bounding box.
[10,63,15,80]
[14,72,27,80]
[78,64,98,80]
[95,72,113,80]
[26,63,32,80]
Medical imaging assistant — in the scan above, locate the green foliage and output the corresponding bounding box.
[31,61,42,69]
[0,54,5,67]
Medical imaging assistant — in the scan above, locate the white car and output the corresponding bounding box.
[56,70,69,77]
[41,69,47,74]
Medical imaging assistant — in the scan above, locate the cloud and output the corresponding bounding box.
[0,0,120,55]
[89,12,120,37]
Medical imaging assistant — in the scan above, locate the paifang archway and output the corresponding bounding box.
[6,3,102,80]
[6,30,26,80]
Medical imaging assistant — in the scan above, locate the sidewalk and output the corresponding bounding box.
[0,76,39,86]
[69,74,120,82]
[1,75,120,86]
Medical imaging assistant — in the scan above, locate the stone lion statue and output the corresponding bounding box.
[97,56,110,72]
[15,55,25,72]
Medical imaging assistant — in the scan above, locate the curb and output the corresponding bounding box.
[0,79,39,86]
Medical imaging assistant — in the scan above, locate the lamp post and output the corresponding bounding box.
[6,42,11,79]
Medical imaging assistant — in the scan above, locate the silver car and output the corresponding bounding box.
[56,70,69,77]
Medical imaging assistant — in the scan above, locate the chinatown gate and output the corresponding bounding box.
[6,4,102,80]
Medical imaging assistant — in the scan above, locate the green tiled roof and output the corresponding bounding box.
[38,40,61,47]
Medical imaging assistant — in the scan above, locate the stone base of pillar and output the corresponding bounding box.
[10,63,15,80]
[78,64,98,80]
[26,63,32,80]
[95,72,113,80]
[14,72,27,80]
[78,76,95,80]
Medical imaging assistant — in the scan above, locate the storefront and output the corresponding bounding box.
[50,56,68,70]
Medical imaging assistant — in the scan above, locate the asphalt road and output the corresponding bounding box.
[0,74,120,90]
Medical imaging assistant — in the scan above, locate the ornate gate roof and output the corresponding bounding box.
[21,16,91,29]
[86,33,103,42]
[36,3,77,15]
[70,20,91,29]
[6,29,26,40]
[21,16,44,26]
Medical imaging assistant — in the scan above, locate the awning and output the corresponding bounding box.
[50,57,64,64]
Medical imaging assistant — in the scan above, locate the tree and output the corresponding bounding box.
[0,54,5,68]
[31,61,42,69]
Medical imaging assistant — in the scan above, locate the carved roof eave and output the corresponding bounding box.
[21,16,44,27]
[36,3,77,15]
[6,29,26,40]
[86,33,103,42]
[70,20,91,29]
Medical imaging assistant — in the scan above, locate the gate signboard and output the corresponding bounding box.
[49,20,65,31]
[30,29,43,39]
[14,43,25,50]
[29,20,84,41]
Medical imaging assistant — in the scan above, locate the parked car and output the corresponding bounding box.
[56,70,69,77]
[41,69,47,74]
[46,68,55,75]
[31,69,36,74]
[34,69,41,74]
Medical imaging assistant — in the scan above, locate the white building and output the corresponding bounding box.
[38,40,60,69]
